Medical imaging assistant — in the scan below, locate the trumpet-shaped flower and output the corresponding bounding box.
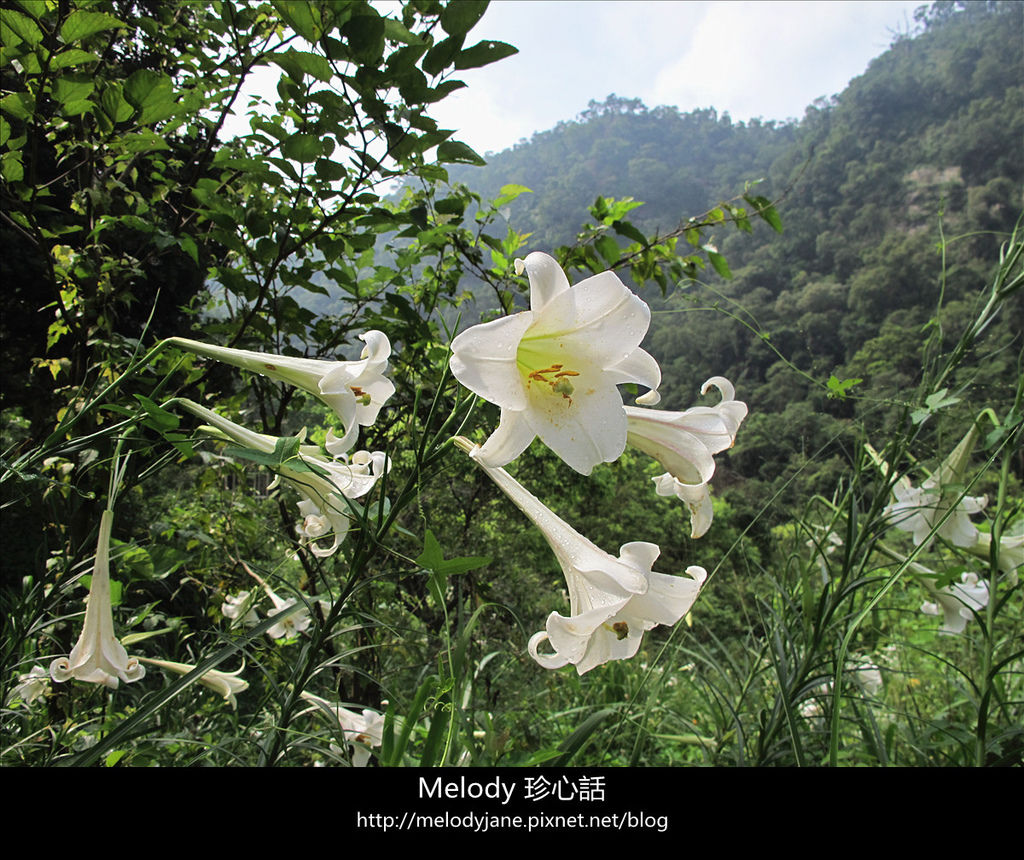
[263,590,312,640]
[138,657,249,709]
[9,665,49,706]
[625,377,747,537]
[963,530,1023,586]
[300,691,386,767]
[50,509,145,689]
[449,252,662,475]
[886,482,986,548]
[238,564,312,640]
[179,400,389,558]
[283,445,390,557]
[454,436,706,675]
[851,661,884,697]
[921,572,989,635]
[882,424,987,548]
[221,590,260,627]
[168,331,395,451]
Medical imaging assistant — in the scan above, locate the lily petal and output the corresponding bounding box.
[653,474,714,538]
[300,691,385,767]
[517,252,570,311]
[449,313,533,411]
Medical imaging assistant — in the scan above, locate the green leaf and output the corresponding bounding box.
[422,35,463,76]
[111,540,155,580]
[116,130,170,153]
[134,394,179,430]
[222,435,314,474]
[924,388,960,410]
[15,1,47,17]
[59,10,126,44]
[0,92,34,121]
[416,529,490,576]
[281,133,323,162]
[314,158,346,181]
[2,8,44,47]
[436,139,485,165]
[343,13,385,65]
[548,709,617,767]
[454,39,517,70]
[53,74,94,106]
[124,69,176,124]
[50,48,100,71]
[271,0,321,42]
[383,17,420,45]
[440,0,488,36]
[706,250,732,279]
[595,234,619,265]
[273,48,333,83]
[612,219,648,245]
[104,750,127,767]
[121,628,172,646]
[416,529,445,571]
[826,374,862,399]
[2,150,24,182]
[746,194,783,232]
[759,204,783,233]
[494,183,531,206]
[435,195,465,216]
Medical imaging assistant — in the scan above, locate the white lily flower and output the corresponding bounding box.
[168,331,395,451]
[454,436,706,675]
[886,482,986,548]
[625,377,747,538]
[8,665,49,706]
[238,565,312,640]
[49,509,145,689]
[799,697,825,725]
[882,425,987,548]
[179,400,389,557]
[851,661,884,697]
[300,691,385,767]
[449,251,662,475]
[264,591,312,640]
[964,530,1023,586]
[921,572,990,635]
[283,446,390,557]
[138,657,249,709]
[221,590,260,627]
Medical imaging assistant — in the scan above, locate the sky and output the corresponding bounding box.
[429,0,925,155]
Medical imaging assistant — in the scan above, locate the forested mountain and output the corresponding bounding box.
[446,0,1023,505]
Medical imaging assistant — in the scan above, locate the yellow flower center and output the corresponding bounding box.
[602,621,630,640]
[517,340,581,405]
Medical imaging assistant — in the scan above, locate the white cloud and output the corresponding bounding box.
[651,1,920,121]
[432,0,921,154]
